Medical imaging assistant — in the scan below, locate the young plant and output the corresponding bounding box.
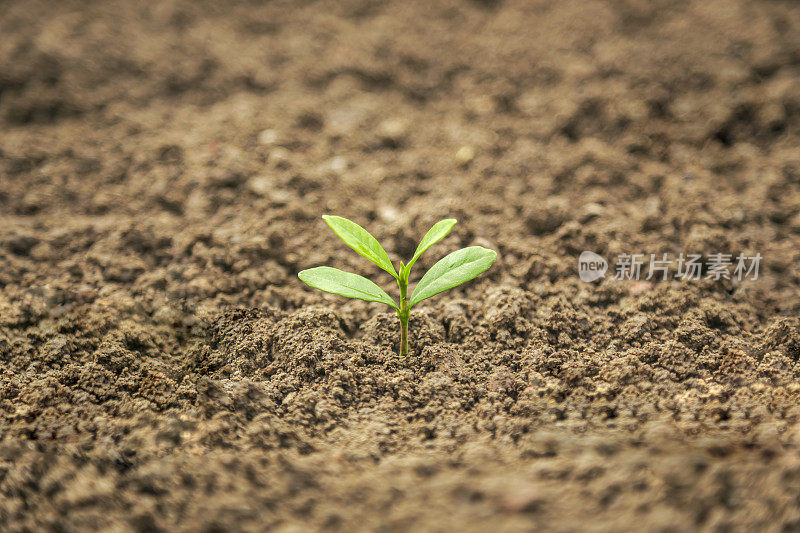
[298,215,496,356]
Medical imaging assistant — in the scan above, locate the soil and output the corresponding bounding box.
[2,0,800,531]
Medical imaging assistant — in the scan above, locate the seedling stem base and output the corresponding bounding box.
[398,275,410,356]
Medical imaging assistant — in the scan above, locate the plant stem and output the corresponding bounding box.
[398,275,410,356]
[399,311,408,356]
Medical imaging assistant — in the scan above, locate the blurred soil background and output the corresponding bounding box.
[1,0,800,530]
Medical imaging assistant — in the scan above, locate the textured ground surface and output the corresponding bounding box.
[1,0,800,531]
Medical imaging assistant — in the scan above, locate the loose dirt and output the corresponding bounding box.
[1,0,800,531]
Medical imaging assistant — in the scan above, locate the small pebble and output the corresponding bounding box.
[455,145,475,167]
[579,202,605,222]
[258,129,280,145]
[247,176,273,196]
[378,205,400,223]
[269,147,292,168]
[378,118,407,143]
[330,156,348,174]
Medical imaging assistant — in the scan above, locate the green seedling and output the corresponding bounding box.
[298,215,496,356]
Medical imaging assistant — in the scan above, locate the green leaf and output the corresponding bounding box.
[410,246,496,307]
[299,267,398,310]
[406,218,457,269]
[322,215,397,278]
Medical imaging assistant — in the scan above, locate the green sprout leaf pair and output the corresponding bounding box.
[298,215,496,355]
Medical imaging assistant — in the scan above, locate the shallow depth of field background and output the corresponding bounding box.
[1,1,800,531]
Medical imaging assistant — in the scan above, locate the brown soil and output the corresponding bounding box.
[2,0,800,531]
